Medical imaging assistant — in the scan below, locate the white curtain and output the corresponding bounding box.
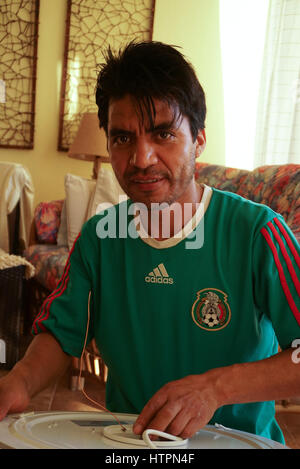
[254,0,300,166]
[219,0,269,170]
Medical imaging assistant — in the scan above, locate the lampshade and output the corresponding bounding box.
[68,113,109,162]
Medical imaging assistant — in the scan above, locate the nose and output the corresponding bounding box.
[131,137,158,168]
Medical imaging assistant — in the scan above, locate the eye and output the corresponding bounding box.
[159,131,170,139]
[112,134,131,145]
[156,130,174,141]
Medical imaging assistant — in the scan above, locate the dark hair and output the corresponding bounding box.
[95,41,206,141]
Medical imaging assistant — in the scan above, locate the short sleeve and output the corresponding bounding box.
[253,215,300,350]
[32,218,98,358]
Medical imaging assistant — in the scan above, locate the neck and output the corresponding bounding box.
[139,183,203,240]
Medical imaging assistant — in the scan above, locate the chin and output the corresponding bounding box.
[130,195,177,210]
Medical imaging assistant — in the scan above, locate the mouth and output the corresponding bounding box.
[129,175,167,192]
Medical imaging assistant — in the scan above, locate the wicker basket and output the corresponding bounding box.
[0,265,26,369]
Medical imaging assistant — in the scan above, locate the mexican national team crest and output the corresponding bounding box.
[191,288,231,331]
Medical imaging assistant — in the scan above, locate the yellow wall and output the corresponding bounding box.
[0,0,91,206]
[0,0,225,206]
[153,0,225,166]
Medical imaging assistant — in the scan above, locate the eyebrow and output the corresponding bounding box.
[108,120,179,138]
[108,128,133,138]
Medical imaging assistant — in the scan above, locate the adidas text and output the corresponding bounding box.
[145,276,174,285]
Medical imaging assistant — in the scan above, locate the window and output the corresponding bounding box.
[219,0,269,169]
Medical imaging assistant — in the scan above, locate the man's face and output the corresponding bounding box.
[107,94,206,208]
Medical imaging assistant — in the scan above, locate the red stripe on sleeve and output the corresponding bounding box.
[33,260,71,333]
[274,218,300,269]
[267,221,300,297]
[32,232,82,333]
[38,263,71,327]
[261,226,300,326]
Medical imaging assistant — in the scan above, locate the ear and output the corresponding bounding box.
[195,129,206,159]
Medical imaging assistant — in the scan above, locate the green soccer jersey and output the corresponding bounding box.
[33,186,300,444]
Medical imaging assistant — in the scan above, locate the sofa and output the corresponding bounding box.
[23,162,300,388]
[25,162,300,290]
[194,162,300,244]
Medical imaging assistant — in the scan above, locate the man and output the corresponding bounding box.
[0,41,299,445]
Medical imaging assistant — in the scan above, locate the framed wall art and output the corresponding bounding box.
[0,0,40,149]
[58,0,156,151]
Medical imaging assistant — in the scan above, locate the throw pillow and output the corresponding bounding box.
[87,166,127,219]
[34,200,64,244]
[65,174,96,250]
[57,200,68,246]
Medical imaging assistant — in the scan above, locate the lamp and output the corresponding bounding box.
[68,113,110,179]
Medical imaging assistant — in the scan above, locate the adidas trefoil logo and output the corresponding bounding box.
[145,263,174,285]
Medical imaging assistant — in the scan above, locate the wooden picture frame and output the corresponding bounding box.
[0,0,40,149]
[58,0,156,151]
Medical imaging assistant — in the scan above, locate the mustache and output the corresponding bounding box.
[126,168,170,180]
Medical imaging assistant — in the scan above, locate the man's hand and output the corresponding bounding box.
[0,333,71,421]
[0,370,31,421]
[133,348,300,440]
[133,374,220,439]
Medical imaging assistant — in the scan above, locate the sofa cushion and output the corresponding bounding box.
[34,200,64,244]
[87,166,127,218]
[238,165,300,242]
[195,162,249,193]
[195,162,300,244]
[24,244,69,291]
[56,200,68,246]
[65,174,96,250]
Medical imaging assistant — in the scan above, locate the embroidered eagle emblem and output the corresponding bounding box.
[191,288,231,331]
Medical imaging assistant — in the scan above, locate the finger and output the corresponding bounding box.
[179,414,206,439]
[0,398,12,421]
[133,393,168,434]
[0,409,7,422]
[140,399,183,436]
[165,408,194,436]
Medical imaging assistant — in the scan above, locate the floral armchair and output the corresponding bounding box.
[194,162,300,244]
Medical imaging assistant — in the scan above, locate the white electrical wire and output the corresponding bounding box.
[142,428,188,449]
[102,424,188,449]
